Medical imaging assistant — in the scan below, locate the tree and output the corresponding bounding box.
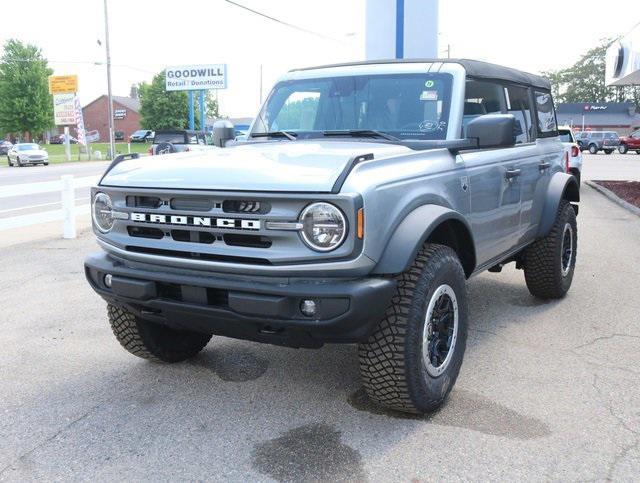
[0,39,53,140]
[543,39,640,105]
[139,71,189,130]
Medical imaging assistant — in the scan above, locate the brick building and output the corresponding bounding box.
[81,95,142,141]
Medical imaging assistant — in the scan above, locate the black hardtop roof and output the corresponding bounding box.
[290,58,551,91]
[154,129,203,135]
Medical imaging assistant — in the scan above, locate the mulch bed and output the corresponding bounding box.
[593,181,640,209]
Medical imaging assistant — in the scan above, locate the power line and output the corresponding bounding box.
[223,0,342,42]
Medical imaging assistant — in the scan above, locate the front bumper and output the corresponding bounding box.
[85,252,396,348]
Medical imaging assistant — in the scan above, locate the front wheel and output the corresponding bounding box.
[618,144,628,154]
[7,156,12,167]
[523,200,577,299]
[107,304,212,362]
[588,144,598,155]
[358,244,468,414]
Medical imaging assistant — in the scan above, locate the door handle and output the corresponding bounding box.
[539,161,551,171]
[505,168,521,180]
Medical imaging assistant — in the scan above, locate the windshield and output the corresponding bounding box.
[132,130,147,136]
[558,130,574,142]
[253,73,453,140]
[18,144,39,151]
[154,133,186,144]
[604,132,619,139]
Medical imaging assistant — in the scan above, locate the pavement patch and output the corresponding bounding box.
[191,344,268,382]
[251,423,366,482]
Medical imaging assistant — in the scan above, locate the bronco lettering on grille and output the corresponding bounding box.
[130,212,260,230]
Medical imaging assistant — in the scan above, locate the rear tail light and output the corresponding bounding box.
[564,151,570,173]
[571,145,579,157]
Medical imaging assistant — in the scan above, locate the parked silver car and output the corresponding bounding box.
[85,59,579,414]
[7,143,49,167]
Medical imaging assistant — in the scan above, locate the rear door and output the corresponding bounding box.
[520,89,562,242]
[459,80,524,266]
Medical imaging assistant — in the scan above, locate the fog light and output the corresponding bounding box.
[300,299,317,317]
[104,274,113,288]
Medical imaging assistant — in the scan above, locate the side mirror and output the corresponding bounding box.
[212,120,235,148]
[466,114,516,149]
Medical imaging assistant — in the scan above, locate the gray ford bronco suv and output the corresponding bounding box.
[85,59,579,414]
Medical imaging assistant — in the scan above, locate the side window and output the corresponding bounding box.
[534,90,557,136]
[463,80,506,135]
[272,91,320,131]
[504,85,533,143]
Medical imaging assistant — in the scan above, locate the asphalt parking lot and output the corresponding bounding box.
[1,169,639,481]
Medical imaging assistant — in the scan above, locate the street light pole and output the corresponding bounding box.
[103,0,115,159]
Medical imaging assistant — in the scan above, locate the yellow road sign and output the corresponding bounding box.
[48,75,78,94]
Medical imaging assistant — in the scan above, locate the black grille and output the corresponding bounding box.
[223,200,271,214]
[125,246,272,265]
[223,234,272,248]
[127,226,164,239]
[171,230,215,244]
[170,198,214,211]
[126,196,162,208]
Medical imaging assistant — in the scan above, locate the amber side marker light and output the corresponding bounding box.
[357,208,364,239]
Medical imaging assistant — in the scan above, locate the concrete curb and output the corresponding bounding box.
[586,181,640,218]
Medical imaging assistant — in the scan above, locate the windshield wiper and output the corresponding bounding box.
[322,130,401,141]
[251,131,297,141]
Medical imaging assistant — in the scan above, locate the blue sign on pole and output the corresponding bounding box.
[188,90,195,130]
[199,90,205,131]
[395,0,404,59]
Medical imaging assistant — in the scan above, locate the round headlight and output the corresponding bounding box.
[92,192,114,233]
[299,202,347,252]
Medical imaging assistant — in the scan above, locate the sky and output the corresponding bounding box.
[1,0,638,118]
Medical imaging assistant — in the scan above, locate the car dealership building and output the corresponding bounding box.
[556,102,640,135]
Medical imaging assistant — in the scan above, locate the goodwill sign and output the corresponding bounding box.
[165,64,227,91]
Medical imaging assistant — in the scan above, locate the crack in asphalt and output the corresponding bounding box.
[0,403,100,478]
[574,333,640,350]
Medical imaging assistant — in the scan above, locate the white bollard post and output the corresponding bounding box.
[127,142,131,154]
[61,175,76,239]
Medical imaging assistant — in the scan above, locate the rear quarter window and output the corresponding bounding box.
[534,91,557,137]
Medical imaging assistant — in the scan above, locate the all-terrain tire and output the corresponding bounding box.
[523,200,577,299]
[588,144,598,154]
[358,244,468,414]
[107,304,212,362]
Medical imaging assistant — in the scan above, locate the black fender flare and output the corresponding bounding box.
[372,204,476,277]
[537,172,580,238]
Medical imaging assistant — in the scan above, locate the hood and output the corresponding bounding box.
[100,140,411,192]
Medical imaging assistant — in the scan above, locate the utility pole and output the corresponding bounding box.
[103,0,115,160]
[446,44,451,58]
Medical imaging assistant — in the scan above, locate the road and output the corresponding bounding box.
[582,151,640,181]
[0,185,638,481]
[0,161,108,219]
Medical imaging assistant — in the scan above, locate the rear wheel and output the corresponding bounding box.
[358,244,468,414]
[588,144,598,154]
[618,144,628,154]
[107,304,212,362]
[523,200,577,299]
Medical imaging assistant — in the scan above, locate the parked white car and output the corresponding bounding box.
[7,143,49,167]
[558,127,582,185]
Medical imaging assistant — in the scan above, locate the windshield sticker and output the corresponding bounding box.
[420,90,438,101]
[425,80,435,88]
